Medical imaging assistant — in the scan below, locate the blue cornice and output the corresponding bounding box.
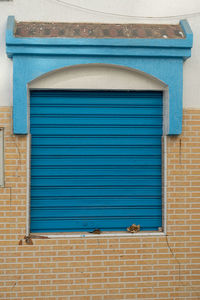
[6,16,193,135]
[7,16,193,59]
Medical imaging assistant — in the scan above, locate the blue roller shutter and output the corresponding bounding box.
[30,90,163,232]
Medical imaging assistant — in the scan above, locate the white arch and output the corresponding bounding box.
[29,63,167,91]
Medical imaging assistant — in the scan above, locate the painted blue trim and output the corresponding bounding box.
[7,46,191,58]
[6,16,193,135]
[7,16,193,58]
[180,19,193,60]
[6,16,15,40]
[7,36,192,47]
[180,19,193,41]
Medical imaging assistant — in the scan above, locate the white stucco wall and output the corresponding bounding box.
[0,0,200,107]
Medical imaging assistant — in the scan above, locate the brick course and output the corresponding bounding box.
[0,107,200,299]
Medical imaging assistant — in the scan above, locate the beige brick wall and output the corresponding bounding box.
[0,107,200,299]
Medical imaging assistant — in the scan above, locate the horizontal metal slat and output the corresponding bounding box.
[31,177,161,187]
[30,217,162,232]
[31,167,161,176]
[31,90,163,99]
[31,95,162,104]
[31,102,162,108]
[31,186,162,197]
[31,145,161,156]
[31,136,162,146]
[31,197,161,207]
[30,117,162,126]
[31,207,161,218]
[30,127,162,136]
[30,106,162,115]
[31,157,161,166]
